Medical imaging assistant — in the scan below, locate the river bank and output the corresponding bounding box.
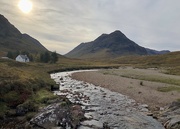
[25,68,180,128]
[71,68,180,128]
[72,67,180,108]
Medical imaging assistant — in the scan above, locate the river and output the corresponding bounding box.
[50,70,164,129]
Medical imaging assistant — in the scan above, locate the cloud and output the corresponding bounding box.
[0,0,180,54]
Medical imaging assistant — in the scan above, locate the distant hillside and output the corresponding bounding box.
[112,51,179,65]
[145,48,170,55]
[65,30,169,59]
[0,14,47,55]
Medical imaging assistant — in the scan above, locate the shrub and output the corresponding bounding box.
[3,91,20,107]
[33,89,58,104]
[16,101,38,116]
[0,102,8,118]
[22,101,38,112]
[140,81,144,86]
[26,112,37,121]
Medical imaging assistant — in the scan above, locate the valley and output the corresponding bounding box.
[0,14,180,128]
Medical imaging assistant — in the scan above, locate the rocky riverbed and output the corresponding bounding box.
[48,70,164,129]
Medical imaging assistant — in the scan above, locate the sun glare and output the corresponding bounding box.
[18,0,33,14]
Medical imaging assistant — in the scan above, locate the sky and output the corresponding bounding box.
[0,0,180,54]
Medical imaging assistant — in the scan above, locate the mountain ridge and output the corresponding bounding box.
[145,48,170,55]
[0,14,47,55]
[65,30,169,59]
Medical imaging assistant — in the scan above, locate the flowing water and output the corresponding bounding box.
[51,70,164,129]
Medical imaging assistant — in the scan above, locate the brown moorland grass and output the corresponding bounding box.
[108,51,180,75]
[0,59,57,118]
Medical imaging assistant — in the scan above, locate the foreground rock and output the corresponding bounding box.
[158,101,180,129]
[27,97,85,129]
[51,70,164,129]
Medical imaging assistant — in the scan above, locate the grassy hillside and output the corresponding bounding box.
[0,59,58,126]
[61,51,180,75]
[0,34,47,54]
[110,51,180,75]
[0,14,47,55]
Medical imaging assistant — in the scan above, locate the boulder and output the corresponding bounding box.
[159,101,180,129]
[164,116,180,129]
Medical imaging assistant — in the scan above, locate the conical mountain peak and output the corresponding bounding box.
[66,30,148,59]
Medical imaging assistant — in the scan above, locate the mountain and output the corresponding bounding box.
[145,48,170,55]
[66,30,171,59]
[0,14,47,55]
[66,30,149,59]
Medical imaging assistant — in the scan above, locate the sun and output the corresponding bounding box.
[18,0,33,14]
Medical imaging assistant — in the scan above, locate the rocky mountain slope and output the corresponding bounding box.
[65,30,170,59]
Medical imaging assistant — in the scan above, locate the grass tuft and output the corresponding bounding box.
[157,86,180,92]
[33,89,58,104]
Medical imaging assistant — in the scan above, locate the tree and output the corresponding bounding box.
[50,51,58,63]
[40,53,44,62]
[21,51,29,57]
[40,51,50,63]
[7,51,13,59]
[39,51,58,63]
[44,51,50,63]
[29,54,34,62]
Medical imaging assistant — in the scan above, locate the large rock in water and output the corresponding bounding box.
[27,98,85,129]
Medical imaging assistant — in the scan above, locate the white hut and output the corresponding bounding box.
[16,55,30,62]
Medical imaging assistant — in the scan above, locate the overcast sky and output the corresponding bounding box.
[0,0,180,54]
